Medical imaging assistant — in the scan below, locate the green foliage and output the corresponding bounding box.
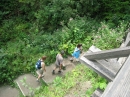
[34,65,107,97]
[97,0,130,24]
[55,17,100,55]
[0,16,128,85]
[59,41,75,55]
[0,0,129,91]
[92,21,127,49]
[0,0,129,46]
[34,0,75,32]
[53,77,63,86]
[0,3,129,97]
[72,0,100,17]
[0,19,30,46]
[35,65,83,96]
[0,0,130,32]
[86,73,108,97]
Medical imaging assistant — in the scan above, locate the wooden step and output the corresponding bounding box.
[80,56,115,81]
[87,50,120,75]
[100,82,113,97]
[88,45,121,73]
[118,57,127,65]
[124,32,130,47]
[85,45,130,60]
[91,88,103,97]
[101,55,130,97]
[80,46,121,81]
[96,59,119,75]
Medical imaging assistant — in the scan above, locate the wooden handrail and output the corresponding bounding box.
[84,46,130,60]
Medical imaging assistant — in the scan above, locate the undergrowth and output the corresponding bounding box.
[34,64,107,97]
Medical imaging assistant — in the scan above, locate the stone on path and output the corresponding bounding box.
[15,73,41,97]
[0,85,20,97]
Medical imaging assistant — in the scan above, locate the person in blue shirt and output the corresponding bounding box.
[71,44,82,62]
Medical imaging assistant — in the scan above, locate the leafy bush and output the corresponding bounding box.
[0,17,128,85]
[92,21,127,49]
[0,19,30,46]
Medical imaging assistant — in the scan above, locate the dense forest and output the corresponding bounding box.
[0,0,130,44]
[0,1,130,96]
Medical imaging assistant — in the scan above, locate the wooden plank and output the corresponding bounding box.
[91,88,103,97]
[88,45,119,64]
[101,55,130,97]
[80,56,115,81]
[84,46,130,60]
[118,57,127,65]
[124,32,130,47]
[87,50,120,74]
[79,46,121,81]
[96,60,120,74]
[120,42,125,48]
[89,45,101,52]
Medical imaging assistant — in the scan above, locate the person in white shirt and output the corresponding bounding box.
[52,50,64,74]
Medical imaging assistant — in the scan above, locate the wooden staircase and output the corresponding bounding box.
[80,45,121,81]
[80,45,130,97]
[101,55,130,97]
[80,30,130,97]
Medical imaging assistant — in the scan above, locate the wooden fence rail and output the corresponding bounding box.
[84,46,130,60]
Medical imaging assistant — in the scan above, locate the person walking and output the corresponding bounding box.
[70,44,82,62]
[35,56,47,81]
[52,50,64,74]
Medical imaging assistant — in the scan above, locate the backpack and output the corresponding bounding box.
[35,60,42,69]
